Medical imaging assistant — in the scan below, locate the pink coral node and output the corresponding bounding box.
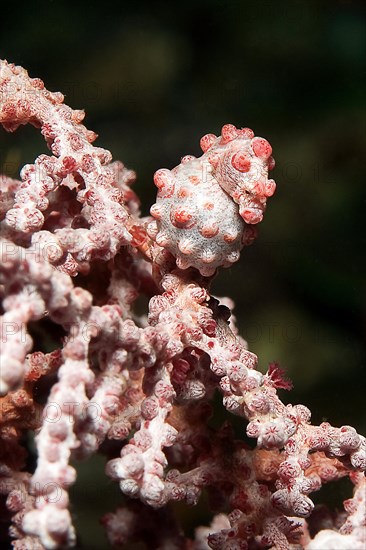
[148,124,276,276]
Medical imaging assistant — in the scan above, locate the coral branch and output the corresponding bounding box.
[0,59,364,550]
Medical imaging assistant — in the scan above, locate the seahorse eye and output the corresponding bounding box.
[231,152,251,173]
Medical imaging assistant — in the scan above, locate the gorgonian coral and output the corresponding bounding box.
[0,60,365,550]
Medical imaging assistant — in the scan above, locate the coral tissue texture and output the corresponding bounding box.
[0,60,365,550]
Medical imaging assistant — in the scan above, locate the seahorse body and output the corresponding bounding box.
[148,124,276,276]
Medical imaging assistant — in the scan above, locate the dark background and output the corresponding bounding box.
[1,1,365,548]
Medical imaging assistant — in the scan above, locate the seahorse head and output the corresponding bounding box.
[200,124,276,224]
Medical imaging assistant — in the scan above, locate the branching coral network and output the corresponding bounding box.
[0,60,365,550]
